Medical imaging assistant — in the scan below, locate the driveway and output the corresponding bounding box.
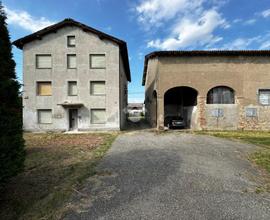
[64,132,270,220]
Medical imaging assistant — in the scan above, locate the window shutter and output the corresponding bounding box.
[68,82,77,96]
[36,55,52,68]
[38,82,52,96]
[38,110,52,124]
[67,55,77,68]
[91,109,106,124]
[90,54,105,68]
[91,81,105,95]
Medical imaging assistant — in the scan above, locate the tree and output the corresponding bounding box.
[0,1,25,185]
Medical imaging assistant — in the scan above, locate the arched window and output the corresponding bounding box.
[207,86,235,104]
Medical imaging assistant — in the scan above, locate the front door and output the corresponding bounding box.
[69,109,78,130]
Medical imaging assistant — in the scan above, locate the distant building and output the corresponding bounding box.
[143,50,270,130]
[128,103,145,117]
[14,18,131,131]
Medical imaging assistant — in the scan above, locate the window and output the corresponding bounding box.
[36,54,52,69]
[67,36,75,47]
[67,54,76,69]
[207,86,235,104]
[90,54,106,69]
[38,109,52,124]
[90,81,105,95]
[37,82,52,96]
[246,108,257,117]
[68,81,77,96]
[259,89,270,105]
[91,109,106,124]
[211,108,224,117]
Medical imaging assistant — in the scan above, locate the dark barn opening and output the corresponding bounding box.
[164,87,198,129]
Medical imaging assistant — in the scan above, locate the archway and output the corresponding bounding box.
[164,87,198,129]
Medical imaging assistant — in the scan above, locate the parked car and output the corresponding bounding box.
[165,116,185,129]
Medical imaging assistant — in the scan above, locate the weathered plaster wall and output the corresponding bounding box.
[23,26,123,131]
[144,58,159,127]
[144,56,270,130]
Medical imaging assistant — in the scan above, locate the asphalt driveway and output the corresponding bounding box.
[64,132,270,220]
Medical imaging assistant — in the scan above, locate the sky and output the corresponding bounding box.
[3,0,270,103]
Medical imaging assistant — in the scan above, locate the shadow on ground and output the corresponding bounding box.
[125,118,151,131]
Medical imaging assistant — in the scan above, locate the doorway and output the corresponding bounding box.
[164,86,198,129]
[69,109,78,130]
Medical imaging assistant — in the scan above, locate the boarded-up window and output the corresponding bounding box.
[210,108,224,117]
[38,109,52,124]
[246,108,257,117]
[36,55,52,69]
[68,81,77,96]
[90,54,106,69]
[259,89,270,105]
[67,54,76,69]
[67,36,75,47]
[90,81,105,95]
[37,82,52,96]
[91,109,106,124]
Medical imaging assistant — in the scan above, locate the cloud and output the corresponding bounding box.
[261,9,270,18]
[147,9,226,50]
[243,19,256,25]
[136,0,205,27]
[218,32,270,50]
[4,6,55,32]
[221,37,259,49]
[259,40,270,49]
[135,0,228,50]
[232,18,242,23]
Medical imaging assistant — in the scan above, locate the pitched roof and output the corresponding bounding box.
[13,18,131,81]
[142,50,270,85]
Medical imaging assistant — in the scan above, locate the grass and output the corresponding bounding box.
[0,132,118,220]
[196,130,270,191]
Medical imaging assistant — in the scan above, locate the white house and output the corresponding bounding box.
[13,18,131,131]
